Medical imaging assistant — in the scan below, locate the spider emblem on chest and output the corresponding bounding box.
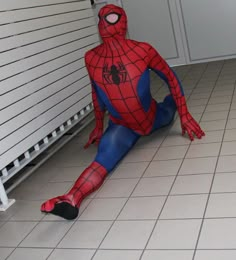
[103,62,128,85]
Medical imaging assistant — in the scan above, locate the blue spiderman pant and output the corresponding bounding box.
[94,95,176,172]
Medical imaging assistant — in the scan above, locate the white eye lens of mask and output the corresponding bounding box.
[105,13,120,24]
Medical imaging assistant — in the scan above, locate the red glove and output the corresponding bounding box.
[84,126,103,149]
[180,112,205,141]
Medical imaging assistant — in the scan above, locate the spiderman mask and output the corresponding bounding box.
[98,4,127,41]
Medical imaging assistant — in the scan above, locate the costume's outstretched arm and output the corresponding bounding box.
[147,44,205,140]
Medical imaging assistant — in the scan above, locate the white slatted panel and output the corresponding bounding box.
[0,0,99,171]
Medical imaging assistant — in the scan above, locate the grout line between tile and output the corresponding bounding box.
[88,69,201,257]
[137,63,210,260]
[192,67,236,259]
[81,65,197,259]
[88,125,175,258]
[3,61,236,259]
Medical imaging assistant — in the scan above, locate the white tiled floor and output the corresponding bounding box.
[1,59,236,259]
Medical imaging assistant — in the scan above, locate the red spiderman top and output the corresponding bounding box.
[84,4,204,146]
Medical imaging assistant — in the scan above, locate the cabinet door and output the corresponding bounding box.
[122,0,186,66]
[180,0,236,63]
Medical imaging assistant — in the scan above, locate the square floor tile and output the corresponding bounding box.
[169,121,182,134]
[201,111,228,121]
[198,77,215,82]
[193,130,224,144]
[188,99,208,107]
[7,248,52,260]
[118,196,166,220]
[186,143,221,158]
[160,194,208,219]
[192,88,212,95]
[135,133,165,149]
[218,73,236,79]
[171,174,213,195]
[100,220,155,249]
[190,93,211,100]
[189,106,206,114]
[37,182,73,200]
[132,176,175,197]
[194,250,236,260]
[93,250,142,260]
[221,141,236,155]
[9,201,44,221]
[0,201,25,221]
[217,77,235,83]
[0,248,14,260]
[214,83,233,89]
[147,219,201,249]
[47,249,95,260]
[144,159,182,177]
[232,103,236,110]
[0,222,36,247]
[141,250,194,260]
[9,180,45,201]
[216,156,236,172]
[79,198,127,220]
[191,87,211,94]
[179,157,217,175]
[206,193,236,218]
[162,134,191,147]
[205,103,230,112]
[20,222,72,248]
[58,221,112,248]
[110,162,149,179]
[200,120,226,131]
[212,172,236,193]
[122,148,157,163]
[208,95,232,105]
[211,90,234,97]
[47,148,96,168]
[226,119,236,129]
[49,166,87,182]
[198,218,236,249]
[153,146,189,160]
[25,167,58,184]
[224,129,236,141]
[23,182,72,201]
[0,221,5,229]
[96,179,139,198]
[229,109,236,119]
[190,113,202,122]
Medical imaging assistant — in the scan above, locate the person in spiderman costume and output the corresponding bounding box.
[41,4,205,220]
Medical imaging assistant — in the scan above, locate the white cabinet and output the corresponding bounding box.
[121,0,236,65]
[122,0,186,66]
[180,0,236,63]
